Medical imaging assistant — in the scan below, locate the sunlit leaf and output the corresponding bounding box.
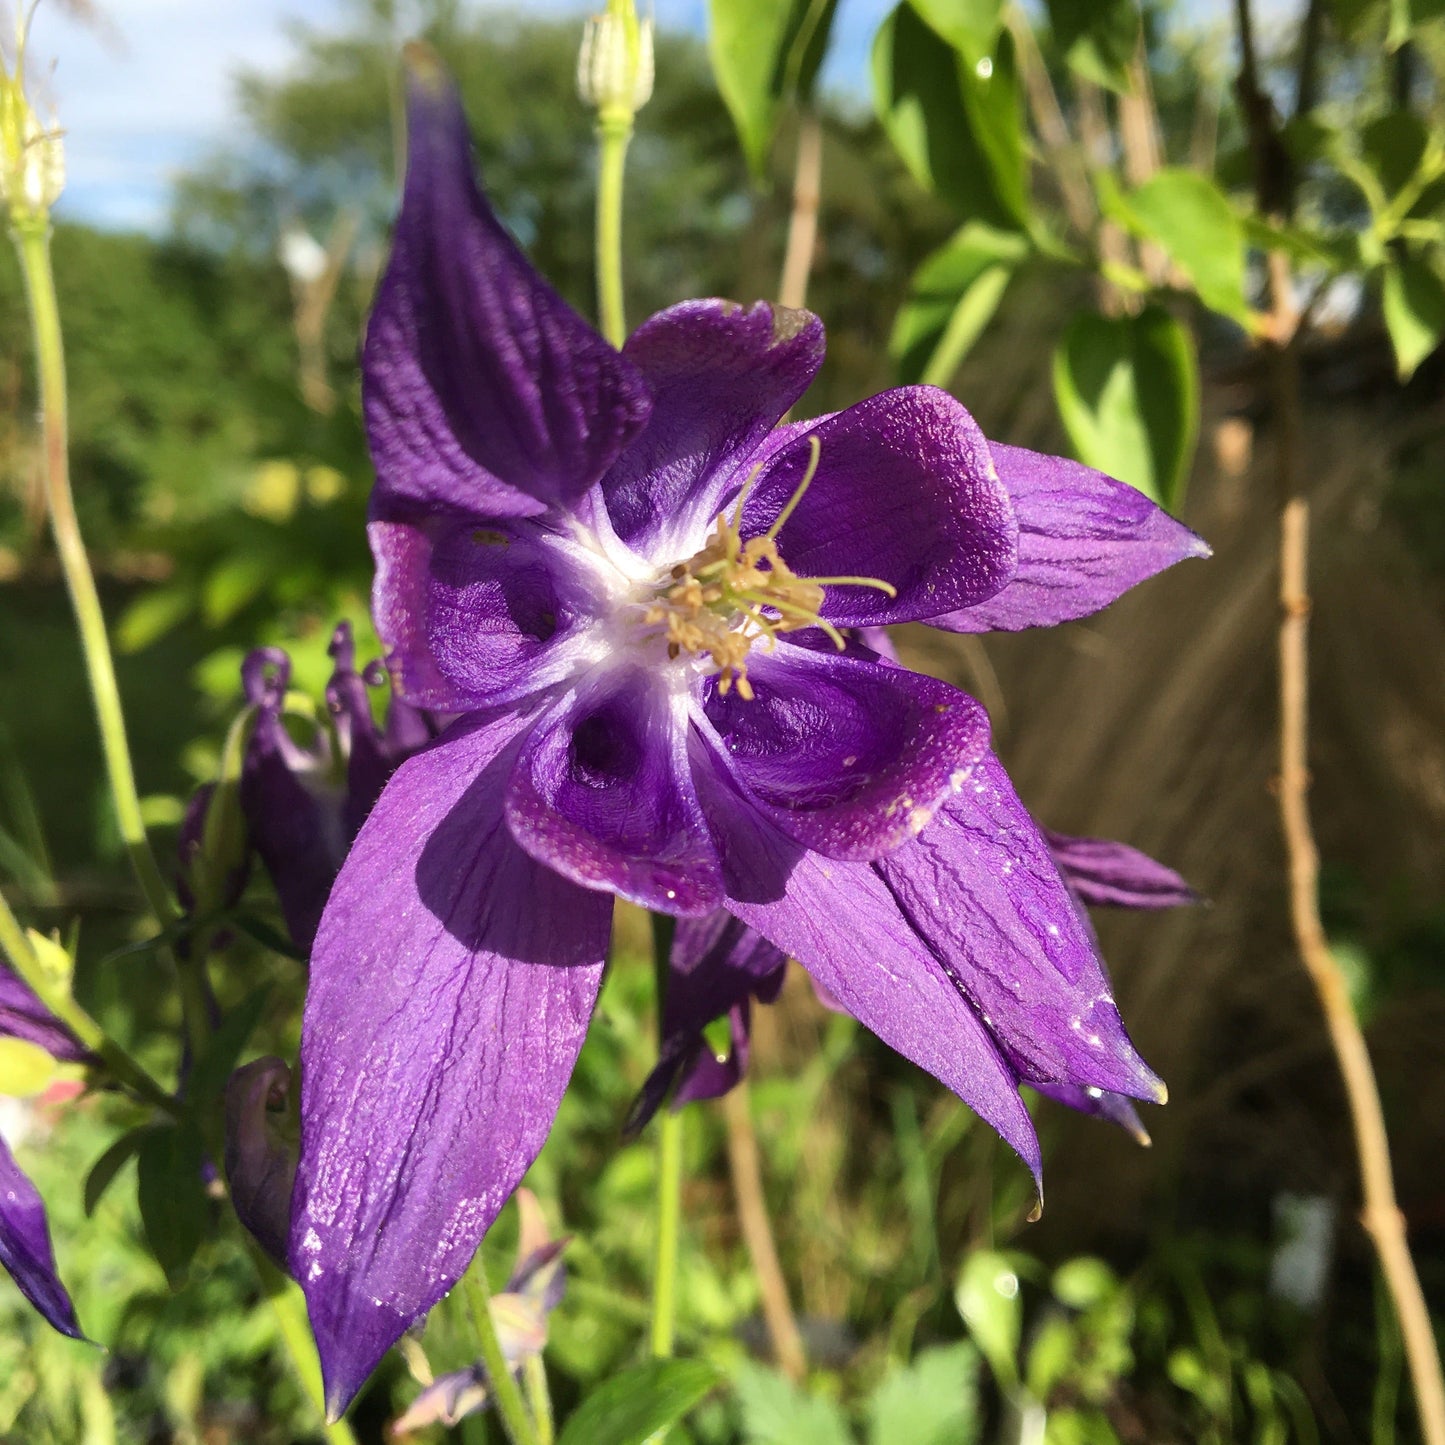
[1043,0,1138,92]
[708,0,840,178]
[908,0,1004,65]
[733,1361,852,1445]
[0,1038,60,1097]
[865,1343,982,1445]
[1383,252,1445,379]
[1052,306,1200,510]
[556,1359,721,1445]
[955,1249,1025,1391]
[115,585,196,654]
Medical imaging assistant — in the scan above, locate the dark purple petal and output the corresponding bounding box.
[0,1135,82,1338]
[742,387,1018,626]
[370,514,602,713]
[1044,830,1199,910]
[876,751,1164,1102]
[363,51,650,519]
[930,443,1210,633]
[694,742,1041,1183]
[601,300,825,558]
[224,1056,297,1268]
[239,650,345,956]
[507,671,723,916]
[325,623,392,835]
[626,912,787,1133]
[1032,1081,1152,1145]
[290,710,610,1418]
[0,966,88,1063]
[699,643,990,861]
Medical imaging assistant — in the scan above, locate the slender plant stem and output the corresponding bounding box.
[723,1083,807,1381]
[523,1354,555,1445]
[11,221,209,1061]
[0,889,179,1117]
[463,1253,540,1445]
[595,113,632,348]
[650,1105,685,1359]
[777,110,822,314]
[1277,497,1445,1445]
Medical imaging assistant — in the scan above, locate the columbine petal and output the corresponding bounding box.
[506,670,723,915]
[1044,830,1199,910]
[930,443,1209,633]
[876,750,1164,1103]
[742,387,1018,626]
[363,49,650,520]
[695,743,1041,1183]
[0,966,87,1063]
[0,1135,81,1338]
[290,711,611,1417]
[371,514,605,712]
[601,299,825,558]
[224,1056,297,1269]
[1032,1081,1152,1145]
[698,641,990,861]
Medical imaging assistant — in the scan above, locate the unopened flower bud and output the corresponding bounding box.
[1,15,64,225]
[577,0,653,121]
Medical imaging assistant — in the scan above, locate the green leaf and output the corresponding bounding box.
[890,223,1030,383]
[1361,112,1430,199]
[1051,1257,1120,1310]
[955,1249,1024,1391]
[1052,306,1199,510]
[84,1126,151,1216]
[556,1359,721,1445]
[733,1362,852,1445]
[708,0,841,178]
[1388,0,1445,48]
[1326,0,1386,41]
[1383,252,1445,379]
[908,0,1003,66]
[873,3,1029,230]
[186,986,272,1107]
[1123,169,1249,322]
[202,553,273,626]
[115,584,195,654]
[1043,0,1138,92]
[866,1343,981,1445]
[136,1121,209,1282]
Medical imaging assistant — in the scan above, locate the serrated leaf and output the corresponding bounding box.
[890,223,1029,383]
[1383,252,1445,379]
[1052,306,1199,511]
[708,0,840,178]
[1123,169,1249,322]
[873,3,1028,229]
[84,1126,151,1216]
[908,0,1003,65]
[866,1343,981,1445]
[186,986,272,1107]
[733,1362,852,1445]
[556,1359,721,1445]
[1044,0,1138,92]
[136,1121,209,1282]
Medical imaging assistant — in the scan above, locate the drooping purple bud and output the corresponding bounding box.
[224,1056,298,1268]
[0,966,88,1065]
[0,1134,82,1338]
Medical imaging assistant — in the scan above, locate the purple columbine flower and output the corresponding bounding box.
[0,967,87,1338]
[291,54,1209,1415]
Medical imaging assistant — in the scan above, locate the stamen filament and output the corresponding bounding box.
[765,434,822,540]
[806,575,898,596]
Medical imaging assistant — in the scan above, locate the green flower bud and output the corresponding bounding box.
[577,0,654,122]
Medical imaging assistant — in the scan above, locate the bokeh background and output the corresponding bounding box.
[1,0,1443,1441]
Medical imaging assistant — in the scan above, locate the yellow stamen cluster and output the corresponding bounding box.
[640,436,897,700]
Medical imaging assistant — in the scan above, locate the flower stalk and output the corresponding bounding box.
[462,1252,541,1445]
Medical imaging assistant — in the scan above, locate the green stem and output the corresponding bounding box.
[0,890,179,1117]
[523,1354,555,1445]
[650,1107,685,1358]
[594,112,633,348]
[11,219,209,1061]
[462,1252,540,1445]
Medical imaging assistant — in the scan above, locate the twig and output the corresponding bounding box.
[777,110,822,313]
[723,1085,808,1381]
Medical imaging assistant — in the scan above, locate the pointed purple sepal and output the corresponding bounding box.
[0,1134,82,1338]
[1045,830,1200,910]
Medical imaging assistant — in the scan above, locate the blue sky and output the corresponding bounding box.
[33,0,893,233]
